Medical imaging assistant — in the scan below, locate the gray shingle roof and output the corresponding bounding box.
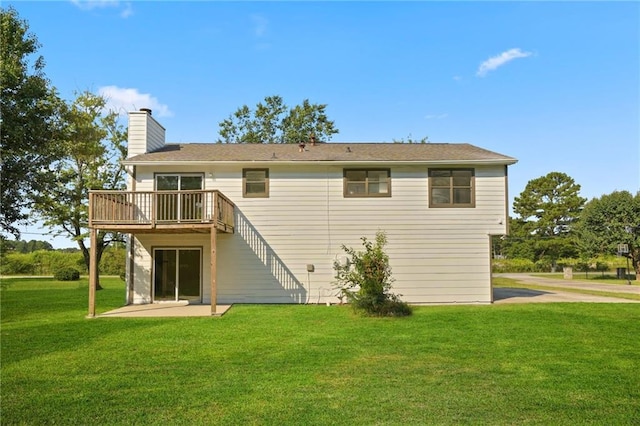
[124,142,517,164]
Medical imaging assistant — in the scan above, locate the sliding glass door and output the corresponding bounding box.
[156,174,203,222]
[153,248,202,302]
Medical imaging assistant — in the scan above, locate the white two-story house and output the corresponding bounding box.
[87,109,517,316]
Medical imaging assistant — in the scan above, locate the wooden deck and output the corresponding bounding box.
[87,189,236,318]
[89,189,235,233]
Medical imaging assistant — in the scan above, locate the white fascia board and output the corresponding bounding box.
[122,159,518,167]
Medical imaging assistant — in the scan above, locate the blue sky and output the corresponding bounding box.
[7,1,640,248]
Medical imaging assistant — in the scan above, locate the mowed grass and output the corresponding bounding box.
[2,278,639,425]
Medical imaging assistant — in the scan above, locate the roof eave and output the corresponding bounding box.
[122,159,518,167]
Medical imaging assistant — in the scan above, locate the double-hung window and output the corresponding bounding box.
[344,169,391,197]
[243,168,269,198]
[429,169,475,207]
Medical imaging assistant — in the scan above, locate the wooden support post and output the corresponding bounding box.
[210,226,218,315]
[127,234,135,305]
[488,234,494,304]
[88,228,97,318]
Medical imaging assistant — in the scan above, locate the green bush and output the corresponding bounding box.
[493,255,634,275]
[53,267,80,281]
[0,250,86,276]
[334,231,411,317]
[36,250,85,274]
[99,246,126,276]
[535,259,553,272]
[492,258,536,273]
[357,298,413,317]
[0,254,37,275]
[556,258,577,268]
[595,261,609,275]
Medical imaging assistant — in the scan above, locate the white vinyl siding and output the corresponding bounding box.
[126,111,165,159]
[131,164,509,305]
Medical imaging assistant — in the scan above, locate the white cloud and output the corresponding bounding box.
[71,0,118,9]
[425,113,448,120]
[98,86,173,117]
[476,48,532,77]
[120,3,133,18]
[70,0,133,18]
[251,14,268,37]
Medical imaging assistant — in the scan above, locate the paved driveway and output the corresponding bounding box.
[493,273,640,304]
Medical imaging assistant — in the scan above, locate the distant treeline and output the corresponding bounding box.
[1,239,59,253]
[0,239,85,254]
[0,244,125,277]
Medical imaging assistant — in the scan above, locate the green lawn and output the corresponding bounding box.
[2,278,639,425]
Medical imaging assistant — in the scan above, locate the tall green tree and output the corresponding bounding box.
[32,91,127,289]
[217,95,338,143]
[496,217,536,260]
[513,172,586,237]
[0,7,63,237]
[575,191,640,280]
[511,172,586,267]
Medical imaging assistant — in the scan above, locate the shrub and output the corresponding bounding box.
[99,246,126,276]
[0,250,86,276]
[362,298,413,317]
[534,258,553,272]
[334,231,411,317]
[492,258,536,273]
[35,250,85,274]
[557,258,577,268]
[595,261,609,276]
[0,253,37,275]
[493,255,633,275]
[54,267,80,281]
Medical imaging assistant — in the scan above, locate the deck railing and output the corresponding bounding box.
[89,190,235,232]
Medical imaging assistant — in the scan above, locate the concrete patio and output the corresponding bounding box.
[97,302,232,317]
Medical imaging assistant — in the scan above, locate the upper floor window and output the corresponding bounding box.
[429,169,475,208]
[243,168,269,198]
[344,169,391,197]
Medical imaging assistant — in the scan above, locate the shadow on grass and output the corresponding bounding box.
[1,278,120,322]
[493,287,551,301]
[0,315,157,367]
